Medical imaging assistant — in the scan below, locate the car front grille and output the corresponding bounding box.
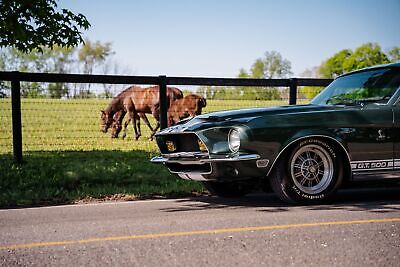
[157,133,203,154]
[156,133,212,174]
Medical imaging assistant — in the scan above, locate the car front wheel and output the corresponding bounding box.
[270,139,344,204]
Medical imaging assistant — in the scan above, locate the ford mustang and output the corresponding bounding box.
[151,63,400,204]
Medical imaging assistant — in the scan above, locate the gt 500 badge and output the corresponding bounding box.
[351,159,394,171]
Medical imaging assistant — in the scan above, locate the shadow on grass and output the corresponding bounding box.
[0,150,204,208]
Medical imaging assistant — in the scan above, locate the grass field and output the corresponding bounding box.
[0,97,298,207]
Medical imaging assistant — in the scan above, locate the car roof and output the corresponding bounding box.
[338,62,400,78]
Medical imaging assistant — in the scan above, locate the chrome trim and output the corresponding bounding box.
[151,153,260,165]
[266,135,351,177]
[228,128,240,153]
[150,156,169,164]
[256,159,270,168]
[163,151,209,159]
[178,173,209,181]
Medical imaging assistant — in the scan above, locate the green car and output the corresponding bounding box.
[151,63,400,204]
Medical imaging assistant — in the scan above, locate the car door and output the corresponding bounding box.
[348,106,394,173]
[394,101,400,172]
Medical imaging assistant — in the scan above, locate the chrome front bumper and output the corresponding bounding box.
[151,152,266,181]
[150,152,261,165]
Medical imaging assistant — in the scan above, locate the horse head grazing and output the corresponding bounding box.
[110,111,125,138]
[110,120,122,138]
[100,110,114,133]
[101,95,125,135]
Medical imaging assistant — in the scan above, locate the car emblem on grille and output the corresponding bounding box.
[166,141,176,152]
[197,139,207,152]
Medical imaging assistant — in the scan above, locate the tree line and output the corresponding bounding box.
[197,43,400,101]
[1,42,398,100]
[0,39,127,98]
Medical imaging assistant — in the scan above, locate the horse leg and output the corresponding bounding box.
[138,113,155,140]
[115,110,126,138]
[135,113,142,140]
[139,113,154,132]
[128,110,140,141]
[122,117,130,139]
[149,112,160,141]
[124,100,140,141]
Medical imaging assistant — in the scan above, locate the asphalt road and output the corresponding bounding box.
[1,186,400,266]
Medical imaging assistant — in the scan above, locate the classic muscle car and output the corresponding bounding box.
[151,63,400,204]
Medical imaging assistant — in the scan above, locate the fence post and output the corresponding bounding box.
[159,75,168,130]
[11,73,23,164]
[289,78,297,105]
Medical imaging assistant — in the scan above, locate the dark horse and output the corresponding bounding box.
[167,94,207,125]
[100,85,183,140]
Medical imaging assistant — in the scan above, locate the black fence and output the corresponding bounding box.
[0,71,333,163]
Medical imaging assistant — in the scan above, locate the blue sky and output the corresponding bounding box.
[64,0,400,77]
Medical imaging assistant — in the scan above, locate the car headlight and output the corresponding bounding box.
[228,129,240,153]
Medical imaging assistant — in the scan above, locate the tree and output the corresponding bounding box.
[318,49,352,78]
[0,45,76,97]
[78,39,114,96]
[318,43,390,78]
[78,39,113,75]
[250,59,264,78]
[237,68,249,78]
[343,43,389,71]
[388,47,400,62]
[262,51,292,78]
[297,67,323,99]
[0,52,9,97]
[241,51,293,79]
[232,51,292,100]
[0,39,115,98]
[0,0,90,53]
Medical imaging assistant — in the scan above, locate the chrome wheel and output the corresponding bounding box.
[290,144,334,195]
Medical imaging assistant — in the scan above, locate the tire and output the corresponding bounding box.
[202,181,254,198]
[269,138,343,204]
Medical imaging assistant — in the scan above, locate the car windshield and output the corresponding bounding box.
[311,68,400,106]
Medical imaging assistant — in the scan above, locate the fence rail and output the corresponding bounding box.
[0,71,333,163]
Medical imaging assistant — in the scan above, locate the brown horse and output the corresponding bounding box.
[168,94,207,125]
[100,85,183,140]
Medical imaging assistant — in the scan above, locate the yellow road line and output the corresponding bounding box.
[1,217,399,250]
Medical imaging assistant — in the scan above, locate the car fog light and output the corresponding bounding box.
[166,140,176,152]
[228,129,240,153]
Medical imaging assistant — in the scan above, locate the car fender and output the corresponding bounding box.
[266,129,352,177]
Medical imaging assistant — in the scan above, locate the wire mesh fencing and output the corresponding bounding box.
[0,72,332,162]
[0,85,325,155]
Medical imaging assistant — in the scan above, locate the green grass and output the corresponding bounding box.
[0,151,204,207]
[0,98,298,207]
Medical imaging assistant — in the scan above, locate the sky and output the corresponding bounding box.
[64,0,400,78]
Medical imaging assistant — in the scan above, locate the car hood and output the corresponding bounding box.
[158,104,347,134]
[196,104,344,121]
